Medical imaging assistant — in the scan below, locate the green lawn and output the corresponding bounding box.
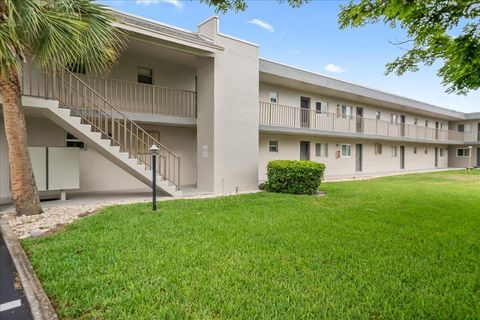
[23,170,480,319]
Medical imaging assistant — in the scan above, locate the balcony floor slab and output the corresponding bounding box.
[260,125,464,145]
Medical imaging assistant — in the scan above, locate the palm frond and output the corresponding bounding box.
[32,0,126,74]
[0,0,125,77]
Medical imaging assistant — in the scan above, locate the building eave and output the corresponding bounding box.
[111,9,224,54]
[260,59,468,121]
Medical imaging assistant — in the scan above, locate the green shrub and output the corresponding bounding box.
[266,160,325,195]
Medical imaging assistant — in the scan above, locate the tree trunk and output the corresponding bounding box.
[0,70,43,216]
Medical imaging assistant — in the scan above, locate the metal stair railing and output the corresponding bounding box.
[21,66,181,189]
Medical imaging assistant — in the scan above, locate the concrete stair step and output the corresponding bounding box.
[42,103,182,197]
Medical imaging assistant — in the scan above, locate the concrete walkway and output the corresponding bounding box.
[0,187,214,215]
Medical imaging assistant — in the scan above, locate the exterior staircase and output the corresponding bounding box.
[21,67,182,197]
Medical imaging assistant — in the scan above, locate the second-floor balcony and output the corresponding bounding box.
[79,76,197,119]
[21,66,197,119]
[259,102,466,143]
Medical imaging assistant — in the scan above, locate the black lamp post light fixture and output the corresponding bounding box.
[149,144,159,211]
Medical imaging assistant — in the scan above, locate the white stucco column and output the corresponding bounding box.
[197,17,260,194]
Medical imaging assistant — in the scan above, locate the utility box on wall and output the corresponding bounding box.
[28,147,80,192]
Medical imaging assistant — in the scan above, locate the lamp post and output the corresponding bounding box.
[468,146,473,171]
[149,144,159,211]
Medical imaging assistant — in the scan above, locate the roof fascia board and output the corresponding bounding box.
[465,113,480,120]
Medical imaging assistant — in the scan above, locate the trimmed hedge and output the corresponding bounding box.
[266,160,325,195]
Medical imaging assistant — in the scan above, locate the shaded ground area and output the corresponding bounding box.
[23,170,480,319]
[0,236,31,320]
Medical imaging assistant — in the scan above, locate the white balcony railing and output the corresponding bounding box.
[259,102,466,142]
[79,76,197,118]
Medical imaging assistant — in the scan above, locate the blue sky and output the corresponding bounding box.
[100,0,479,113]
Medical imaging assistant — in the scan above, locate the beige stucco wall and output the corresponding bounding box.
[104,40,197,91]
[259,132,448,181]
[195,57,215,191]
[448,145,479,168]
[140,124,197,186]
[197,18,259,194]
[0,115,197,204]
[77,123,197,193]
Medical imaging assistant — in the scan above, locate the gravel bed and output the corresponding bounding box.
[5,199,149,239]
[4,190,261,239]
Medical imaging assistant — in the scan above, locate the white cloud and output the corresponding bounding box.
[136,0,183,9]
[247,19,274,32]
[324,63,346,74]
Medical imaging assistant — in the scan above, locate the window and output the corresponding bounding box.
[440,148,445,157]
[413,146,417,154]
[138,67,153,84]
[315,101,328,114]
[375,143,382,155]
[457,148,471,157]
[425,120,429,127]
[375,111,381,120]
[269,92,278,104]
[341,144,352,157]
[315,143,328,157]
[338,105,352,118]
[458,124,472,132]
[269,140,278,152]
[390,114,398,124]
[425,147,428,154]
[66,133,86,150]
[414,118,418,126]
[391,146,398,157]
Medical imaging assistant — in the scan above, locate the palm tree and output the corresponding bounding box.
[0,0,124,216]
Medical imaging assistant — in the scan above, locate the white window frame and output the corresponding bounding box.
[315,101,328,114]
[440,148,445,157]
[341,144,352,157]
[414,118,418,126]
[374,143,382,155]
[457,124,471,133]
[391,146,398,157]
[340,105,352,118]
[413,146,417,154]
[269,91,278,104]
[390,114,398,125]
[137,66,153,85]
[425,120,429,127]
[269,140,279,152]
[315,143,328,157]
[375,111,381,120]
[456,148,471,157]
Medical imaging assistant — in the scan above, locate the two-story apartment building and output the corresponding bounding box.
[0,11,478,204]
